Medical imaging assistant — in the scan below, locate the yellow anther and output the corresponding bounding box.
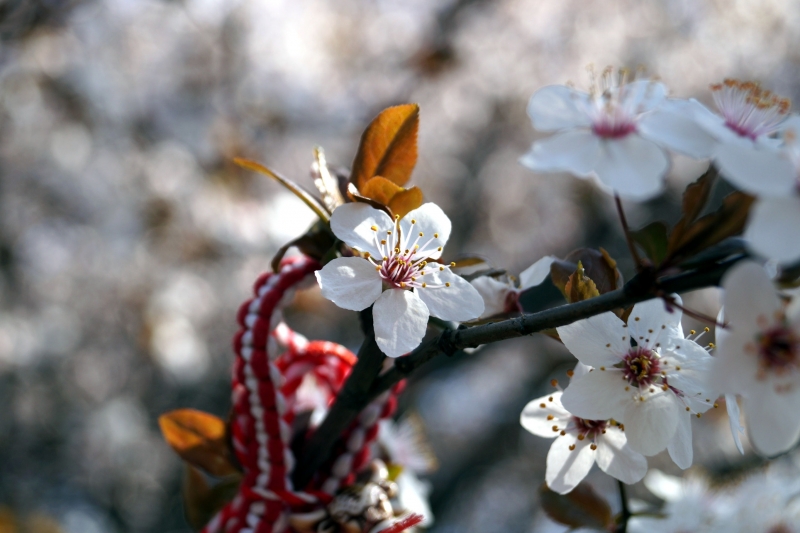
[419,232,424,237]
[590,444,597,450]
[422,283,427,288]
[375,266,381,271]
[690,330,696,335]
[577,434,585,441]
[450,262,456,267]
[387,230,392,235]
[704,327,710,332]
[566,370,574,377]
[411,277,416,281]
[394,248,400,253]
[364,252,370,258]
[414,244,419,249]
[552,425,559,431]
[560,430,566,435]
[381,239,387,245]
[421,261,427,267]
[549,396,553,401]
[400,282,406,288]
[713,402,719,408]
[539,403,546,408]
[445,282,451,287]
[686,406,690,411]
[600,366,605,371]
[382,256,388,261]
[370,225,378,231]
[547,415,554,420]
[411,219,416,224]
[434,233,439,238]
[437,246,442,251]
[550,379,558,387]
[569,444,576,451]
[439,266,444,271]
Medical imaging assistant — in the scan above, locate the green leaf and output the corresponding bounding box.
[234,158,330,222]
[631,221,669,265]
[539,483,614,531]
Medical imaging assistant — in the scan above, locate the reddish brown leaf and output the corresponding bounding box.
[183,465,242,531]
[667,191,755,264]
[350,104,419,190]
[539,483,614,531]
[234,158,330,222]
[159,409,237,477]
[564,261,600,303]
[388,186,423,219]
[551,248,622,300]
[360,176,404,205]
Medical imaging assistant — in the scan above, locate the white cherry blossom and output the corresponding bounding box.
[705,114,800,263]
[521,68,706,201]
[470,256,556,318]
[711,261,800,456]
[557,297,718,463]
[315,202,484,358]
[520,379,648,495]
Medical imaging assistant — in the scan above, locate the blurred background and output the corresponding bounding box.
[0,0,798,531]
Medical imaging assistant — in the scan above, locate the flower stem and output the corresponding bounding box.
[617,480,631,533]
[615,194,645,271]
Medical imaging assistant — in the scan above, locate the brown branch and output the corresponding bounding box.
[293,251,748,488]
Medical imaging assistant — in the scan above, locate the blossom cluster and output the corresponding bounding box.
[521,70,800,264]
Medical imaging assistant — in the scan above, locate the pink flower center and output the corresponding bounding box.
[368,217,448,291]
[591,107,638,139]
[572,417,608,439]
[756,324,799,375]
[711,79,790,141]
[622,347,661,386]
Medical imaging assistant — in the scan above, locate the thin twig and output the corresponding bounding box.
[659,293,728,329]
[615,194,645,270]
[293,253,746,487]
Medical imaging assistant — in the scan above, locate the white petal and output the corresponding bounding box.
[721,261,782,335]
[593,136,669,201]
[373,289,429,358]
[662,343,718,414]
[627,296,683,350]
[400,203,452,258]
[518,256,557,290]
[557,311,629,367]
[330,203,394,256]
[470,276,513,318]
[725,394,745,455]
[520,130,600,177]
[546,433,595,495]
[315,257,383,311]
[623,391,680,456]
[710,328,760,393]
[666,412,693,469]
[416,269,484,322]
[595,426,648,484]
[715,143,797,196]
[745,196,800,264]
[638,99,718,159]
[561,369,631,421]
[527,85,592,132]
[520,392,571,438]
[743,386,800,456]
[622,80,667,114]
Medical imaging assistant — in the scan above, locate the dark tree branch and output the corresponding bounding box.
[292,331,385,488]
[294,249,748,488]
